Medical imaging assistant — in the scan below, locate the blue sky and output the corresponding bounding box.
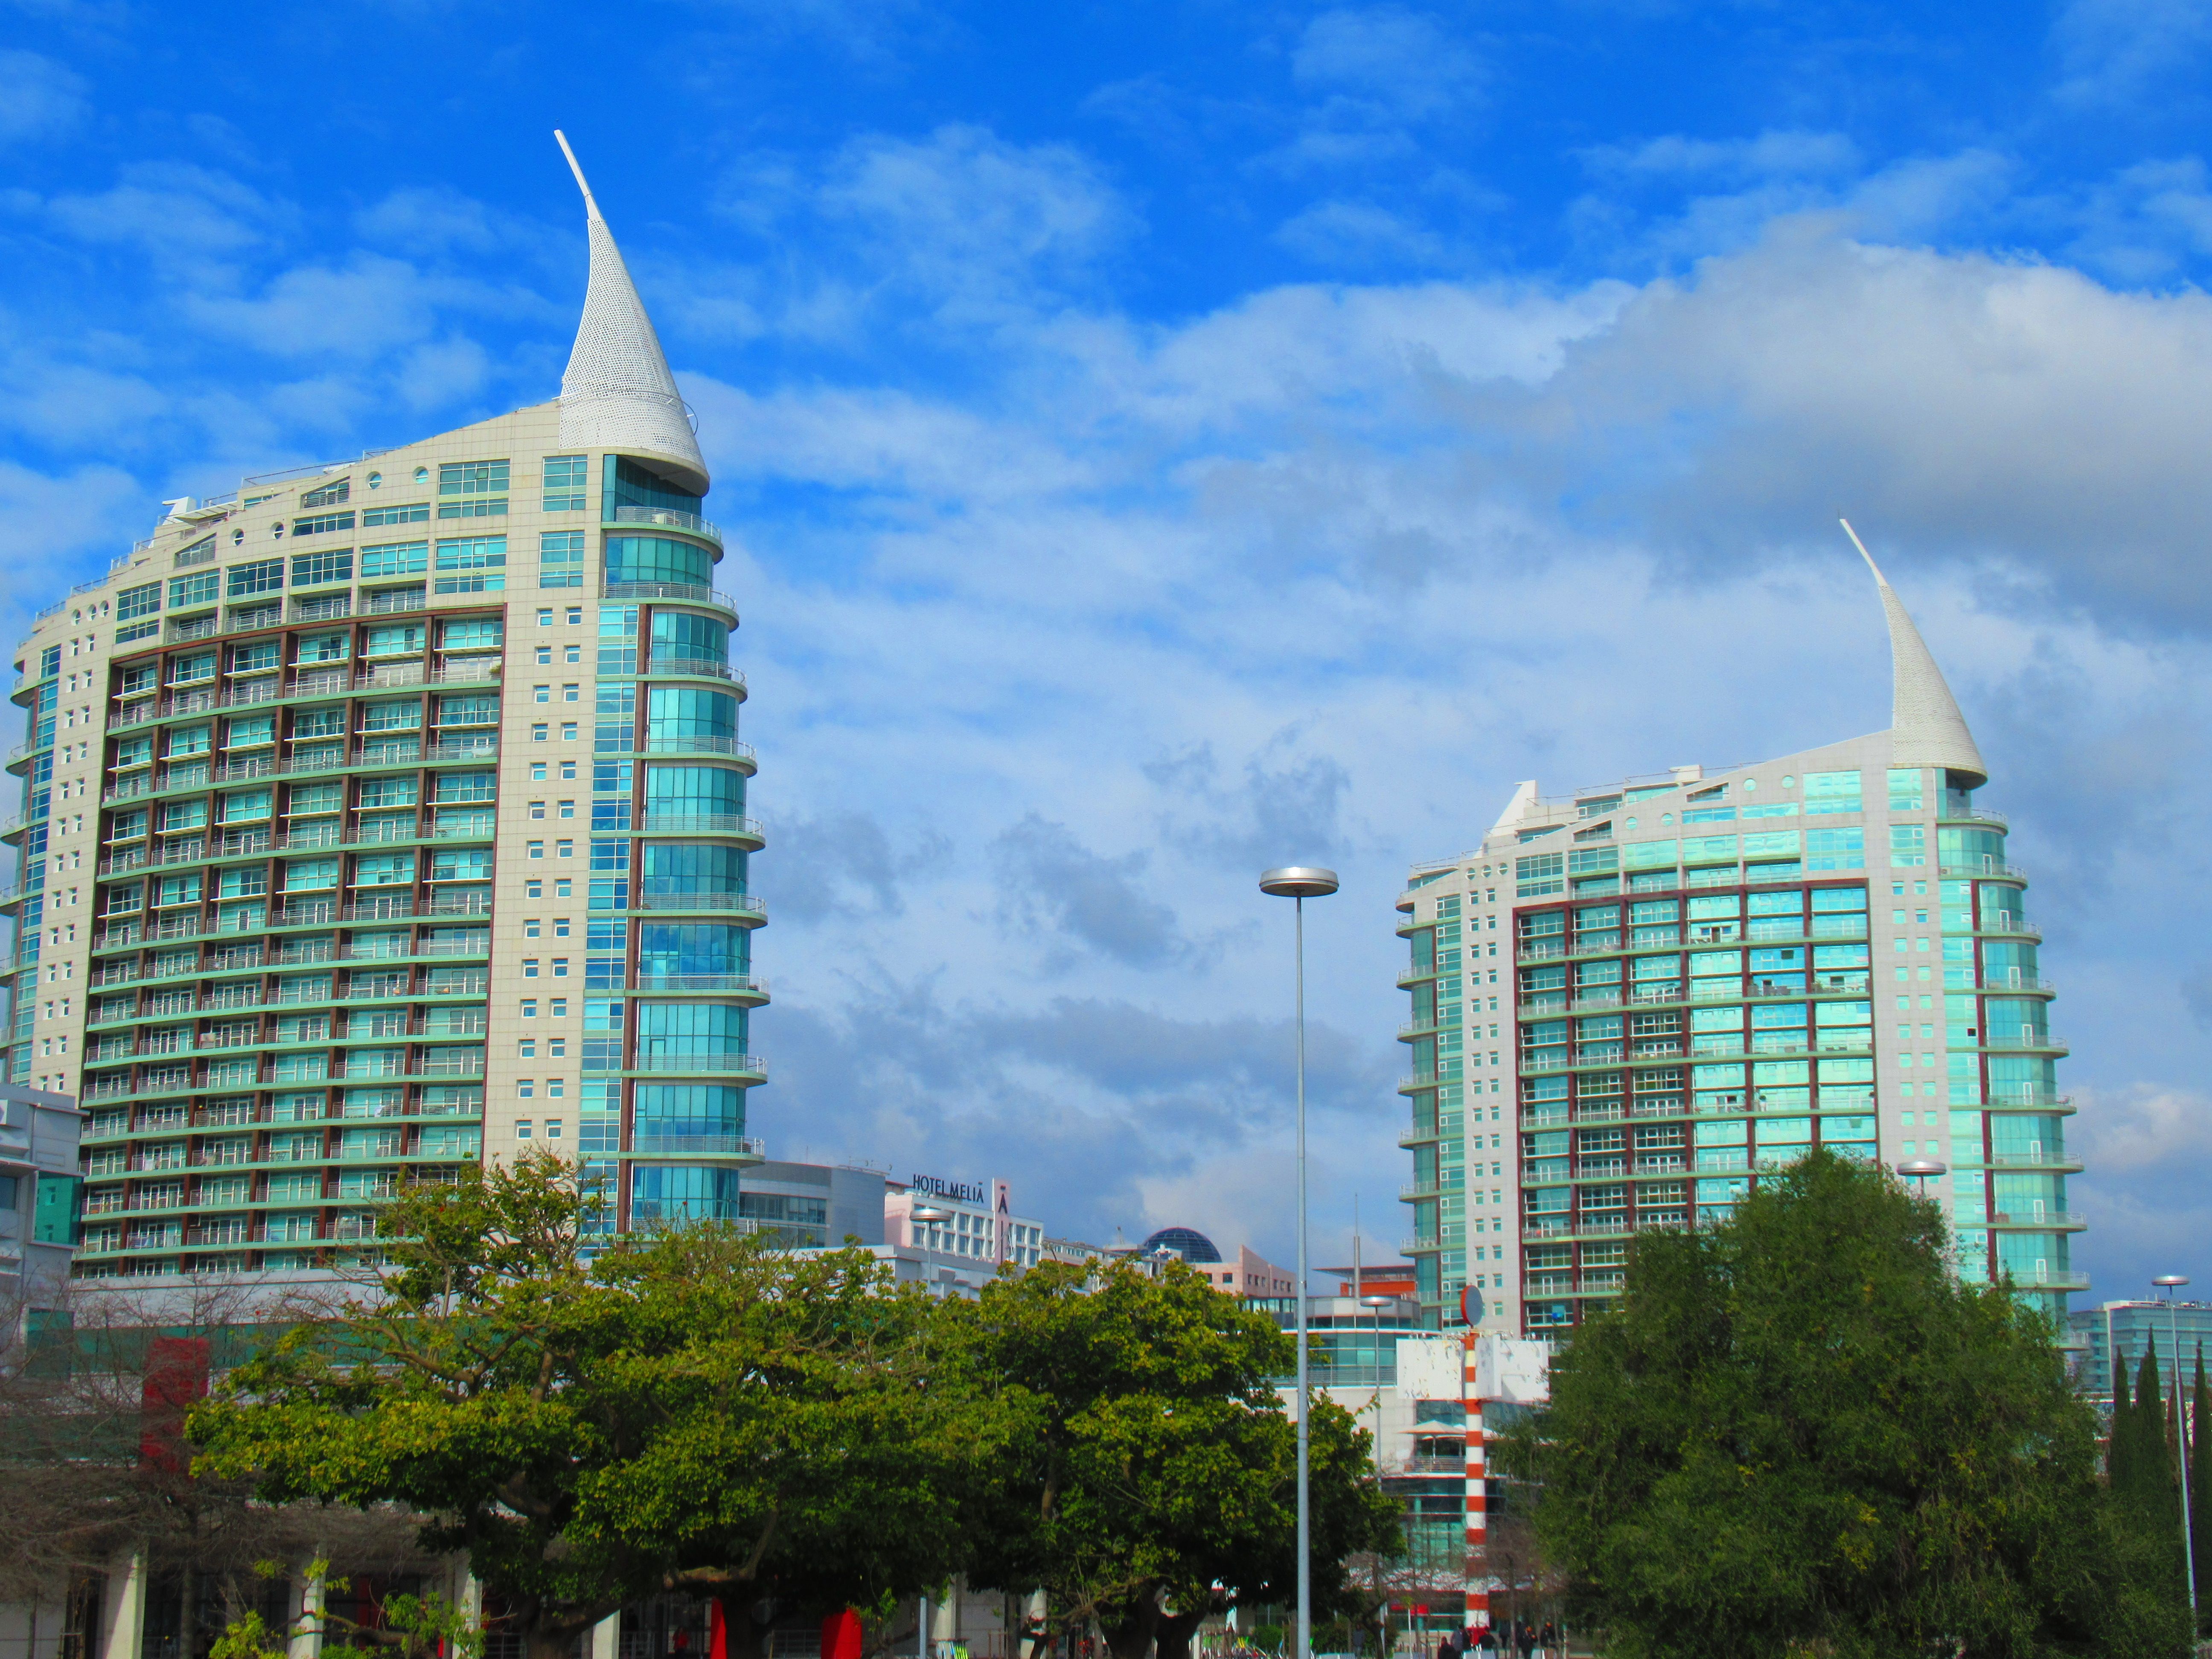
[6,0,2212,1301]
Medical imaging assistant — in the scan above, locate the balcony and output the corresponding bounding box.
[1990,1210,2088,1230]
[1942,859,2027,882]
[2007,1269,2091,1290]
[628,1135,769,1158]
[639,734,756,763]
[629,891,767,917]
[632,974,770,998]
[1982,1031,2067,1053]
[626,1052,767,1076]
[640,656,745,689]
[1395,965,1441,989]
[1988,1150,2084,1172]
[1400,1181,1443,1202]
[600,581,738,617]
[605,504,724,546]
[636,813,764,843]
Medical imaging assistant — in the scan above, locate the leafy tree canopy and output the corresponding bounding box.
[191,1154,978,1659]
[1496,1150,2192,1659]
[949,1259,1401,1659]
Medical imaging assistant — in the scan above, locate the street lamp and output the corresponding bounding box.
[1895,1157,1946,1197]
[909,1202,951,1254]
[2154,1274,2198,1624]
[1260,864,1339,1659]
[1361,1293,1394,1476]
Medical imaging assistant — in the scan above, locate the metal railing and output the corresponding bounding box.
[600,581,738,613]
[632,974,770,995]
[629,892,767,915]
[635,813,763,839]
[605,505,724,545]
[626,1052,767,1074]
[642,656,743,686]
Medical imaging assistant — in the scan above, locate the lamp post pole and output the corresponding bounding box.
[2155,1274,2198,1625]
[1362,1293,1394,1476]
[1261,866,1340,1659]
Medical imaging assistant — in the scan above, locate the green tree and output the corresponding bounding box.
[1496,1150,2192,1659]
[191,1153,978,1659]
[951,1259,1400,1659]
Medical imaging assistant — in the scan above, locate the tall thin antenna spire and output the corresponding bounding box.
[552,129,709,495]
[1838,518,1988,789]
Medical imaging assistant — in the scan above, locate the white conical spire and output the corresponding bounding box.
[554,131,710,495]
[1840,520,1988,789]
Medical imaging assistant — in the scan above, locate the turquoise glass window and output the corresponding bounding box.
[605,534,712,587]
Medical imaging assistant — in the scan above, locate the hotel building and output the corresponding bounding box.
[1,146,767,1278]
[1397,554,2079,1335]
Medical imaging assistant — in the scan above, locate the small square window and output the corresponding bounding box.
[560,723,577,740]
[547,1079,565,1098]
[532,724,549,742]
[526,879,543,899]
[534,685,550,704]
[560,761,577,780]
[528,841,546,859]
[565,644,581,664]
[538,608,553,626]
[529,801,546,819]
[556,840,573,858]
[553,918,570,937]
[549,1038,567,1057]
[519,1039,537,1057]
[553,958,570,977]
[525,920,541,938]
[515,1119,533,1138]
[555,879,572,898]
[531,763,548,782]
[550,998,568,1018]
[545,1119,564,1139]
[518,1080,535,1097]
[521,1000,538,1018]
[524,960,540,977]
[536,646,552,665]
[566,607,582,624]
[562,684,579,702]
[558,800,575,819]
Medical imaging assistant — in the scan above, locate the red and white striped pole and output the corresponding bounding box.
[1462,1331,1488,1635]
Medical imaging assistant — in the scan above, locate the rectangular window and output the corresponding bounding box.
[435,536,506,594]
[1805,828,1866,871]
[117,582,160,621]
[362,540,429,577]
[169,571,218,609]
[1887,768,1924,811]
[227,558,285,597]
[300,477,351,509]
[438,460,509,518]
[1803,771,1862,814]
[291,510,355,537]
[116,619,158,643]
[1889,824,1927,868]
[543,455,588,512]
[362,502,429,527]
[291,548,354,588]
[540,531,585,590]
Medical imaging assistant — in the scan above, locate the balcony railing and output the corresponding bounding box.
[626,1052,767,1074]
[600,581,738,614]
[605,505,725,545]
[636,813,763,839]
[641,656,743,686]
[632,974,770,996]
[629,892,767,915]
[1942,859,2027,881]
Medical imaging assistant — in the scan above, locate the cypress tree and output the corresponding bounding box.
[2111,1351,2136,1493]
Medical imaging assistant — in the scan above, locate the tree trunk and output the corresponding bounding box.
[1152,1607,1205,1659]
[1099,1589,1162,1659]
[526,1621,588,1659]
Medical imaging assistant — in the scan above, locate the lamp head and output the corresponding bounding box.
[909,1203,952,1224]
[1260,866,1340,899]
[1895,1158,1947,1179]
[2154,1274,2190,1289]
[1360,1294,1394,1307]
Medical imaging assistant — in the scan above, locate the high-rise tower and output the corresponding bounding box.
[1397,549,2076,1336]
[1,141,767,1279]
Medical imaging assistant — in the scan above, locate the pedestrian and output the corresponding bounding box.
[1537,1624,1557,1659]
[1475,1625,1497,1655]
[1516,1622,1535,1659]
[1437,1635,1457,1659]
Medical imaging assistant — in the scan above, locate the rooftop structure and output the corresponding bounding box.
[1398,542,2077,1336]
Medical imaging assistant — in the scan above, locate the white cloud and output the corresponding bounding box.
[2052,0,2212,106]
[0,49,85,143]
[1583,129,1861,181]
[1291,7,1484,121]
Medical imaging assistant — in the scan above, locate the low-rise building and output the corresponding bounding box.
[0,1082,82,1302]
[2068,1298,2212,1403]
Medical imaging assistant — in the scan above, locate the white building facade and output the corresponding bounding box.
[1397,552,2078,1336]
